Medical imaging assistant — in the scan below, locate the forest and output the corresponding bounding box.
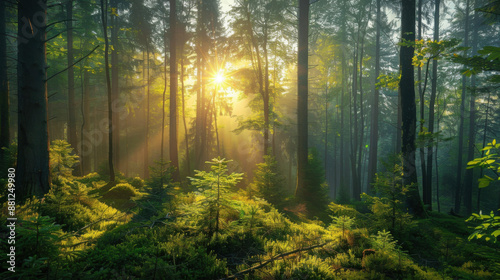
[1,0,500,279]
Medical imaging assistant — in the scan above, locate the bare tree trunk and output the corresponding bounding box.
[0,0,10,152]
[417,0,427,198]
[17,0,50,199]
[464,6,479,215]
[455,0,470,214]
[81,71,91,175]
[367,0,381,193]
[67,0,78,172]
[296,0,309,198]
[424,0,441,210]
[400,0,424,217]
[170,0,180,181]
[101,0,115,182]
[110,0,120,173]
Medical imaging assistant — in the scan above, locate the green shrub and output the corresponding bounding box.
[50,139,79,178]
[104,183,138,199]
[253,155,287,209]
[128,176,145,190]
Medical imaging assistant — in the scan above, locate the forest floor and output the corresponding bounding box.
[1,172,499,279]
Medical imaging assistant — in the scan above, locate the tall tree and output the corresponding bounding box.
[0,0,9,153]
[296,0,309,198]
[400,0,425,217]
[101,0,116,182]
[424,0,441,210]
[455,0,470,214]
[17,0,50,199]
[463,4,480,215]
[170,0,180,181]
[110,0,120,173]
[367,0,381,193]
[66,0,78,174]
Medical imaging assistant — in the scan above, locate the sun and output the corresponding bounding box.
[214,70,225,85]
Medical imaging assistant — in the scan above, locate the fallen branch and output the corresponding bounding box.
[221,242,331,280]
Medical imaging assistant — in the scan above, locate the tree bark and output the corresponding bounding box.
[367,0,381,193]
[101,0,115,182]
[110,0,120,173]
[66,0,78,173]
[296,0,309,198]
[170,0,180,181]
[400,0,425,217]
[455,0,470,214]
[424,0,441,210]
[0,0,9,152]
[17,0,50,199]
[464,6,479,215]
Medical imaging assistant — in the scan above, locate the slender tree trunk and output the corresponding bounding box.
[296,0,309,198]
[81,71,91,174]
[464,6,479,215]
[170,0,180,181]
[0,0,10,152]
[67,0,78,169]
[351,38,360,200]
[263,22,270,155]
[357,34,366,194]
[417,0,428,197]
[455,0,470,214]
[367,0,381,193]
[101,0,115,182]
[144,47,150,179]
[181,43,190,175]
[110,0,120,173]
[17,0,50,199]
[478,92,491,211]
[400,0,424,217]
[424,0,441,210]
[161,30,167,177]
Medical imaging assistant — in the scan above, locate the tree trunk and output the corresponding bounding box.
[101,0,115,182]
[170,0,180,181]
[0,0,9,152]
[296,0,309,198]
[424,0,441,210]
[455,0,470,214]
[464,6,479,215]
[81,71,91,174]
[417,0,427,198]
[110,0,120,173]
[400,0,425,217]
[367,0,381,193]
[66,0,78,172]
[144,47,150,179]
[17,0,50,199]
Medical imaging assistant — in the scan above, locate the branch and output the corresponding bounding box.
[220,242,331,280]
[46,19,77,29]
[46,45,100,82]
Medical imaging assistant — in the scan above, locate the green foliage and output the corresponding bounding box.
[253,154,286,208]
[330,215,355,240]
[362,156,414,237]
[104,183,138,200]
[371,230,397,252]
[188,157,243,235]
[301,149,330,218]
[466,139,500,243]
[467,211,500,243]
[146,159,175,196]
[50,139,79,178]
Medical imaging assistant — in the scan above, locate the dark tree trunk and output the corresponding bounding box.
[400,0,425,217]
[0,0,9,152]
[101,0,115,182]
[296,0,309,198]
[144,47,150,179]
[170,0,180,181]
[367,0,381,193]
[17,0,50,199]
[424,0,441,210]
[417,0,427,198]
[455,0,470,214]
[66,0,78,171]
